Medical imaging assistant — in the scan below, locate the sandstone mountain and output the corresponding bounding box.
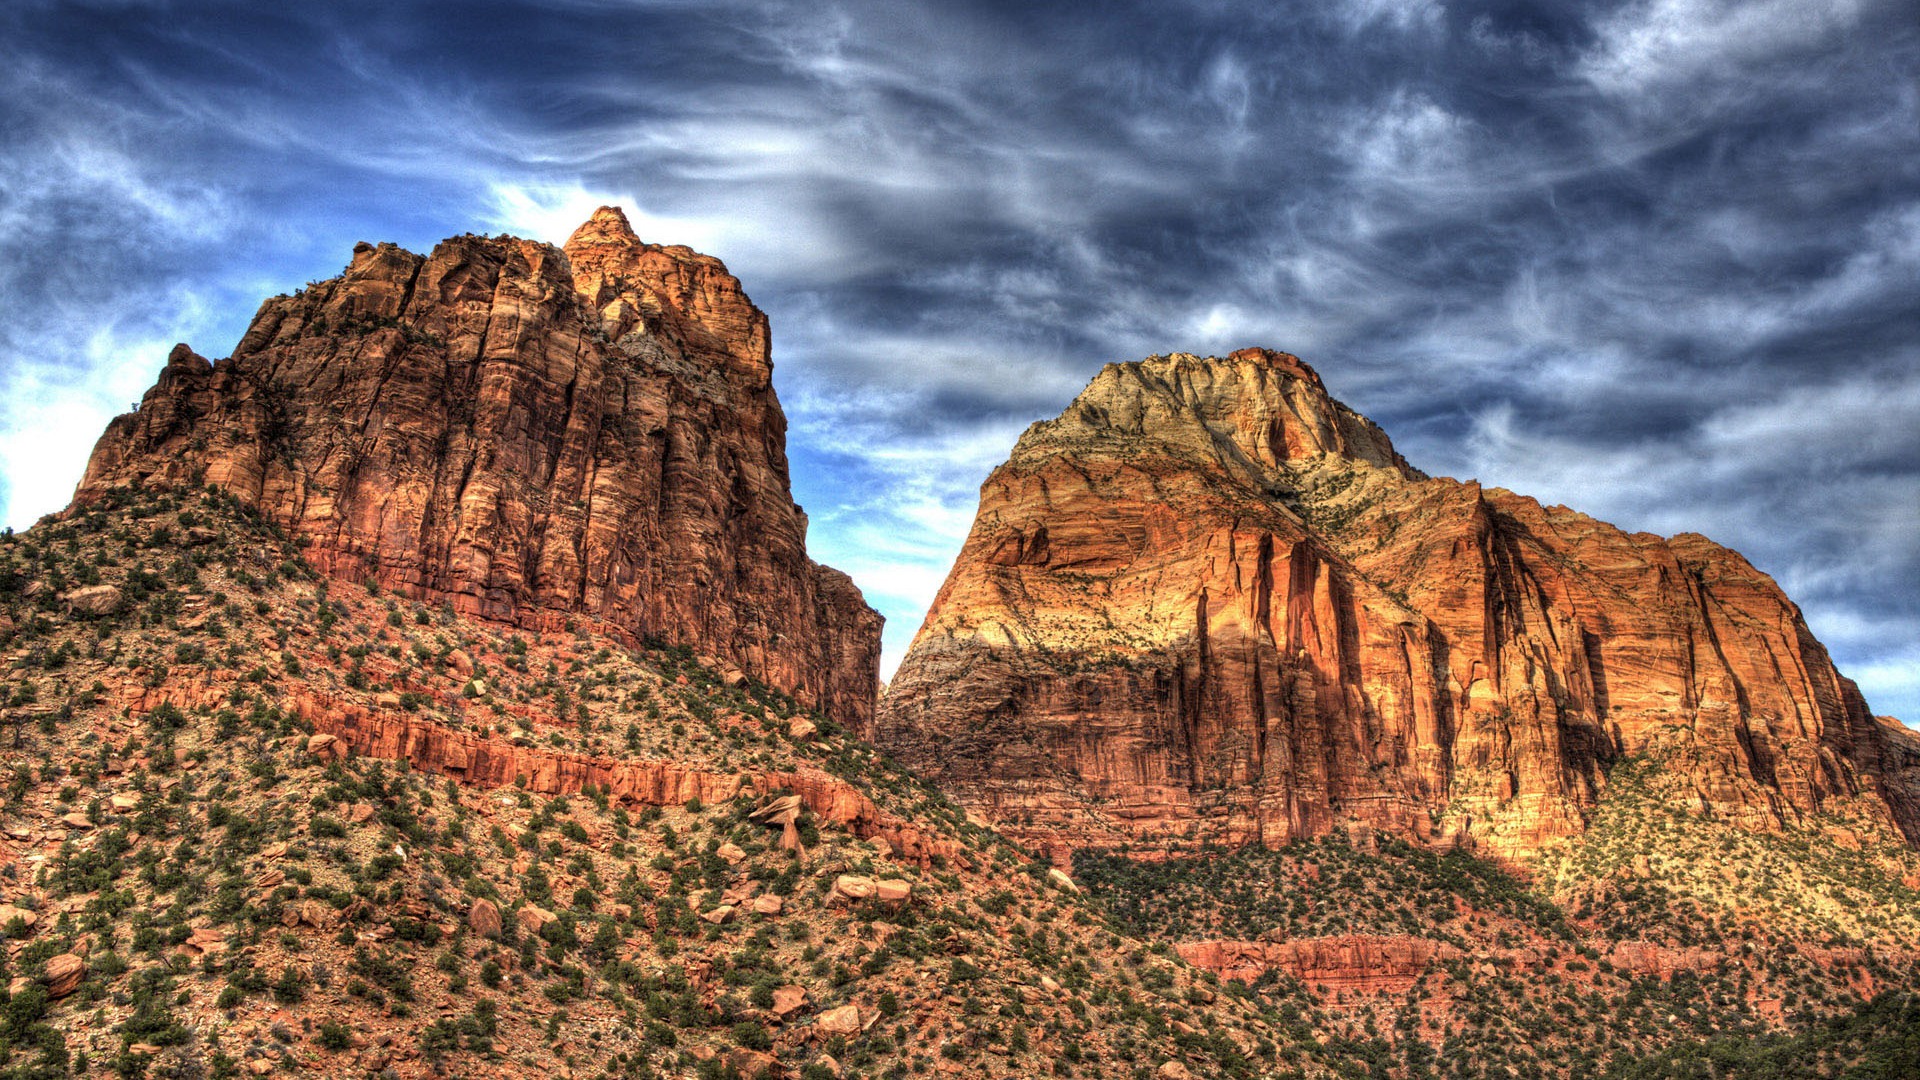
[11,246,1920,1078]
[75,208,881,729]
[878,348,1920,862]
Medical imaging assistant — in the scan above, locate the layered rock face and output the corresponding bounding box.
[76,208,881,728]
[290,692,963,867]
[877,349,1918,860]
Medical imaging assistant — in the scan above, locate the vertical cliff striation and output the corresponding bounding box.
[877,348,1918,860]
[75,207,882,729]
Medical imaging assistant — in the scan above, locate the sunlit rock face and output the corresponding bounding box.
[77,207,882,730]
[877,348,1919,861]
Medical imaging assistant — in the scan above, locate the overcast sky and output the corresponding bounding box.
[2,0,1915,721]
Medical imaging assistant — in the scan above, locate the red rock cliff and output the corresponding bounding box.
[876,349,1918,860]
[75,208,881,729]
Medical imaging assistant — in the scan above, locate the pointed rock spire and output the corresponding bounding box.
[565,204,641,251]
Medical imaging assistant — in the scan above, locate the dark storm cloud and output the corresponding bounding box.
[2,0,1915,717]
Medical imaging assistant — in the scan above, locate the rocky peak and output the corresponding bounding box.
[568,203,641,244]
[74,211,881,729]
[1023,348,1415,493]
[563,205,769,384]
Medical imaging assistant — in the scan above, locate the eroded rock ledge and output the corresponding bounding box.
[289,692,965,868]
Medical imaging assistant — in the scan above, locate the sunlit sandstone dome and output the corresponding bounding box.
[878,347,1920,862]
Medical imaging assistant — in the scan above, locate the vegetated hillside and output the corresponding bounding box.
[1615,991,1919,1079]
[1074,775,1920,1079]
[0,485,1315,1080]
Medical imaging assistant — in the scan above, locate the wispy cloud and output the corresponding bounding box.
[1581,0,1869,96]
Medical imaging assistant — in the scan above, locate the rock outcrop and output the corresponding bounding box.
[877,349,1919,860]
[1176,936,1457,995]
[283,690,965,868]
[75,208,880,729]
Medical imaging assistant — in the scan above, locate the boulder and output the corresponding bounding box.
[750,794,804,825]
[285,900,338,930]
[516,905,558,934]
[179,927,226,957]
[0,905,39,934]
[723,1049,776,1078]
[307,733,346,761]
[817,1004,861,1035]
[750,794,807,851]
[831,875,876,903]
[61,585,123,617]
[468,897,503,938]
[771,984,809,1019]
[42,954,83,998]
